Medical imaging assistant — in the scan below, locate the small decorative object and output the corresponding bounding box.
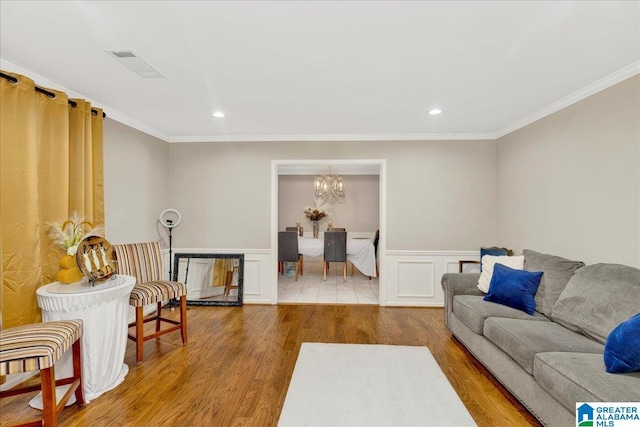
[304,198,330,239]
[47,212,104,284]
[327,221,333,230]
[295,219,303,237]
[76,236,116,284]
[57,255,84,284]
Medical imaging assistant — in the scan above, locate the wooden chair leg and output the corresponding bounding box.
[41,366,57,427]
[300,255,304,275]
[156,302,162,332]
[136,306,144,363]
[294,261,299,281]
[224,270,234,296]
[180,295,188,344]
[343,262,347,282]
[72,339,85,407]
[323,261,327,281]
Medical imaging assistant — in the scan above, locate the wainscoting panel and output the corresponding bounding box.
[396,260,435,298]
[384,251,479,307]
[162,249,479,307]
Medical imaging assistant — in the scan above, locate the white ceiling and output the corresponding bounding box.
[1,1,638,143]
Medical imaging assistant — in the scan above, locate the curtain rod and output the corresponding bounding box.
[0,72,106,118]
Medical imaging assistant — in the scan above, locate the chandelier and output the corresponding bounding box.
[314,169,345,201]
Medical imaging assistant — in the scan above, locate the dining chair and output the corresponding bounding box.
[112,242,188,363]
[278,231,302,281]
[323,231,347,281]
[0,320,85,427]
[285,226,303,236]
[349,230,379,279]
[328,227,347,273]
[285,227,304,274]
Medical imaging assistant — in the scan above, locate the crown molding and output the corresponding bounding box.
[495,60,640,139]
[4,59,637,144]
[166,133,495,143]
[0,59,171,142]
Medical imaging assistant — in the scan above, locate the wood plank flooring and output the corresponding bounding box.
[0,305,540,426]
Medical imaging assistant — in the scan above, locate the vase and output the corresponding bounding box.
[57,254,83,284]
[312,221,319,238]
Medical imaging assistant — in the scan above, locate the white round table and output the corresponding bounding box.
[30,274,135,408]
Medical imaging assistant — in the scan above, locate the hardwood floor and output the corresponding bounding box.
[0,305,540,427]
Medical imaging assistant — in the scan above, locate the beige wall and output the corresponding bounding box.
[102,76,639,268]
[278,175,380,233]
[496,75,640,267]
[103,118,171,244]
[168,139,497,251]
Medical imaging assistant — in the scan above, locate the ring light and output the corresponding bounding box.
[160,209,181,228]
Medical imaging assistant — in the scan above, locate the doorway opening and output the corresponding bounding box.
[271,159,387,305]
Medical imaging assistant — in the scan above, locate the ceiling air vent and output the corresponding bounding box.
[105,50,164,78]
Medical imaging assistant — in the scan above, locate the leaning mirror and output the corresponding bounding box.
[172,253,244,306]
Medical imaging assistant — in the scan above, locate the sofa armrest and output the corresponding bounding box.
[441,273,482,328]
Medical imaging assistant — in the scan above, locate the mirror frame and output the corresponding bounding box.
[172,253,244,306]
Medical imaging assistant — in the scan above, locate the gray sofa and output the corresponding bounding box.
[441,249,640,427]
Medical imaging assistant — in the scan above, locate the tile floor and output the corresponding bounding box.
[278,256,379,304]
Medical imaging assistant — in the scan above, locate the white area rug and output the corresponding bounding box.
[278,343,476,427]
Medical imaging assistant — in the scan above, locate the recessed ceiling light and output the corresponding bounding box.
[428,109,442,115]
[212,111,225,118]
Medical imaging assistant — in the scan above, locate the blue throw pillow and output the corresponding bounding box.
[604,313,640,373]
[483,263,543,315]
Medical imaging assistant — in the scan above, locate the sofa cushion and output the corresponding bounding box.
[534,352,640,412]
[484,264,543,315]
[483,318,604,374]
[477,255,524,293]
[452,295,549,335]
[551,263,640,343]
[523,249,584,317]
[604,313,640,373]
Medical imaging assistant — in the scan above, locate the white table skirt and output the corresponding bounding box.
[30,274,136,408]
[297,237,377,277]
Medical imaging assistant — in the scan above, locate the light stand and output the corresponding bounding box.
[167,219,174,280]
[160,209,182,309]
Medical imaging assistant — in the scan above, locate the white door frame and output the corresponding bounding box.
[270,159,387,305]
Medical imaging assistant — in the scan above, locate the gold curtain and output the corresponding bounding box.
[0,71,104,328]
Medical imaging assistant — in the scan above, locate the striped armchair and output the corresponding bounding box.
[112,242,187,363]
[0,320,85,426]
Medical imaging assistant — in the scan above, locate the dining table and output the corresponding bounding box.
[297,236,377,277]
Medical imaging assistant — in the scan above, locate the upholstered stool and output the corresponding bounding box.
[0,320,85,427]
[113,242,188,363]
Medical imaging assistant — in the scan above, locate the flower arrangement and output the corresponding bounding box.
[304,198,331,222]
[47,212,104,256]
[304,208,327,221]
